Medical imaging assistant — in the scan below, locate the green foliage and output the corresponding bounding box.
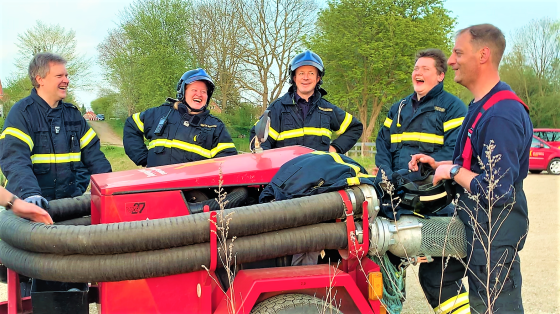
[98,0,194,115]
[14,21,91,90]
[499,18,560,128]
[91,92,119,119]
[106,118,126,138]
[306,0,456,142]
[215,102,260,138]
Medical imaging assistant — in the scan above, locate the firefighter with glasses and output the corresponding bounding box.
[250,50,363,153]
[124,68,237,167]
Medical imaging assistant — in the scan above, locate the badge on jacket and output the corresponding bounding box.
[183,121,189,127]
[55,126,60,134]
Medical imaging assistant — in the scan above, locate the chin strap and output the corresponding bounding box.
[184,101,206,113]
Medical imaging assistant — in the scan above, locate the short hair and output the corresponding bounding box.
[415,48,448,74]
[457,24,506,67]
[28,52,67,88]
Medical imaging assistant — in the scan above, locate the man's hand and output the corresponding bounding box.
[409,154,437,171]
[329,145,338,153]
[433,164,453,185]
[24,195,50,210]
[371,166,379,176]
[12,199,53,224]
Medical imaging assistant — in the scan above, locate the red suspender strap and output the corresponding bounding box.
[461,90,528,170]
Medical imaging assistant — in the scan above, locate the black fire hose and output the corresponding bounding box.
[55,216,91,226]
[47,194,91,223]
[0,223,348,283]
[188,187,249,214]
[0,188,365,256]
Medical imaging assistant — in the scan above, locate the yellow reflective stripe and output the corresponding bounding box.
[210,143,236,157]
[148,139,234,158]
[0,127,34,150]
[434,292,469,314]
[276,128,332,141]
[346,177,360,186]
[384,117,393,128]
[443,117,465,132]
[80,128,97,149]
[336,112,352,135]
[31,153,81,164]
[419,191,447,201]
[312,151,361,175]
[390,132,444,145]
[132,113,144,133]
[453,304,471,314]
[268,127,280,141]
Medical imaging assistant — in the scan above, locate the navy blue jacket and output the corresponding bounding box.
[0,89,112,201]
[259,151,374,203]
[452,82,532,264]
[453,82,532,205]
[376,83,466,177]
[250,88,363,153]
[124,102,237,167]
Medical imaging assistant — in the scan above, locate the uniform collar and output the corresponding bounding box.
[414,82,444,104]
[30,88,62,111]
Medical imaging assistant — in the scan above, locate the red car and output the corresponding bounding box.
[529,135,560,175]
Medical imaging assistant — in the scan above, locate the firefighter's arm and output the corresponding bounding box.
[211,124,237,158]
[330,107,363,154]
[123,112,149,167]
[79,121,112,174]
[374,110,395,179]
[435,99,467,161]
[0,111,42,199]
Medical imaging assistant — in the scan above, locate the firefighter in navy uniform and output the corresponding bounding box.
[124,68,237,168]
[0,52,112,300]
[250,50,362,153]
[375,49,469,313]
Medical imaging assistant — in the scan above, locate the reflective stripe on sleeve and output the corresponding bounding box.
[443,117,465,132]
[0,127,34,150]
[336,112,353,135]
[132,113,144,133]
[80,128,97,149]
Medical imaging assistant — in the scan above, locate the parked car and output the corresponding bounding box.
[97,114,105,121]
[533,128,560,149]
[529,135,560,175]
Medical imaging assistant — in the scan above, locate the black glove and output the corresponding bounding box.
[24,195,50,210]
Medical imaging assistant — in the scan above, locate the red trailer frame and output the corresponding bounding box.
[1,146,384,313]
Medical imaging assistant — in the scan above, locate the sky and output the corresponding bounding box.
[1,0,559,110]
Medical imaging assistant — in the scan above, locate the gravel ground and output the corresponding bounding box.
[1,173,558,313]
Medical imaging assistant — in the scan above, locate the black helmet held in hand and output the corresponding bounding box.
[176,68,215,111]
[391,164,455,215]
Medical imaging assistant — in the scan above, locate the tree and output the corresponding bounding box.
[188,0,246,111]
[98,0,195,114]
[500,18,560,128]
[306,0,456,144]
[234,0,319,112]
[14,21,91,90]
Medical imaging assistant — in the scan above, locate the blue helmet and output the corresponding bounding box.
[289,50,325,85]
[176,68,215,106]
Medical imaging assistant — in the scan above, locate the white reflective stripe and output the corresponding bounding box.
[276,127,332,141]
[419,191,447,201]
[0,127,34,150]
[443,117,465,132]
[452,304,471,314]
[132,113,144,133]
[390,132,444,145]
[31,153,81,164]
[80,128,97,149]
[384,117,393,128]
[148,139,234,158]
[434,292,469,314]
[336,112,352,135]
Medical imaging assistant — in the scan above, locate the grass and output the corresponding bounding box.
[105,118,126,138]
[100,145,140,172]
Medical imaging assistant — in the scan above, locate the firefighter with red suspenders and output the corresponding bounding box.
[410,24,532,313]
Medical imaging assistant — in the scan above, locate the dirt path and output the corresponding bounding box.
[88,121,123,147]
[1,174,558,313]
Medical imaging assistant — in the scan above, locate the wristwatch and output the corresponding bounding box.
[450,165,462,181]
[5,194,18,210]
